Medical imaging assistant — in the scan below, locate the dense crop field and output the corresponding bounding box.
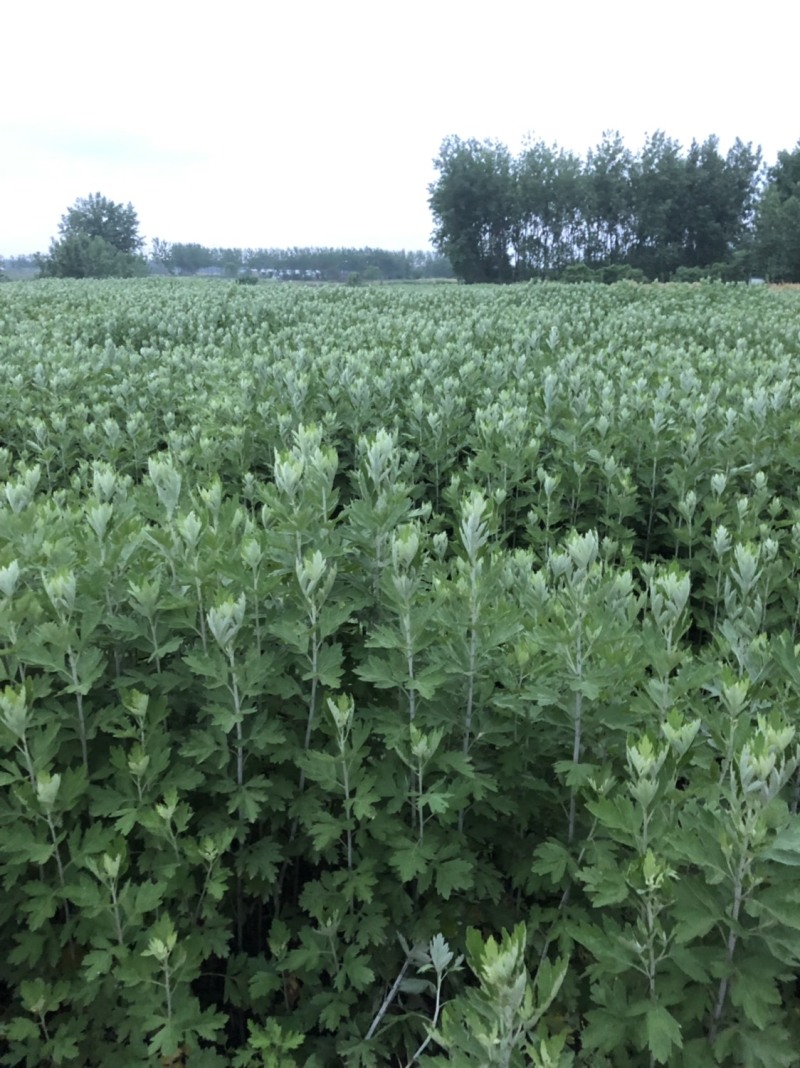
[2,278,800,1066]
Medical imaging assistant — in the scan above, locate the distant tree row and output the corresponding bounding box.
[429,132,800,283]
[26,196,454,282]
[149,241,453,281]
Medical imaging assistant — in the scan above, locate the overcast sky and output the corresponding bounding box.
[3,0,798,256]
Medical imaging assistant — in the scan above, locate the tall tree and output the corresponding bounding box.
[680,136,760,269]
[629,131,687,279]
[429,137,516,283]
[754,142,800,281]
[38,193,146,278]
[514,138,583,276]
[59,193,143,254]
[582,131,635,266]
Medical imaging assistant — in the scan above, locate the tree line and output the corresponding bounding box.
[150,240,453,281]
[429,132,800,283]
[10,194,453,283]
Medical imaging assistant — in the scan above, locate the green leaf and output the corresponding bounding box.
[180,729,224,763]
[6,1016,40,1041]
[339,945,375,991]
[730,959,783,1028]
[228,783,268,823]
[133,880,163,914]
[352,774,380,821]
[146,1019,183,1057]
[435,856,474,899]
[585,795,638,837]
[554,759,598,789]
[307,810,345,852]
[578,863,629,907]
[390,840,434,883]
[645,1003,683,1064]
[313,641,344,688]
[670,945,710,983]
[420,789,453,816]
[183,652,226,682]
[240,838,283,883]
[249,970,282,1002]
[82,946,116,980]
[403,979,438,1005]
[51,1027,80,1062]
[20,881,61,929]
[64,878,103,910]
[672,881,722,943]
[27,841,56,865]
[318,993,355,1032]
[354,653,406,689]
[763,822,800,865]
[532,839,570,884]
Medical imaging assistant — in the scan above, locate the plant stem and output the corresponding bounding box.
[228,651,244,789]
[340,750,353,871]
[567,629,583,847]
[406,968,444,1066]
[67,648,88,770]
[709,852,748,1042]
[365,954,411,1041]
[298,606,320,795]
[402,608,416,723]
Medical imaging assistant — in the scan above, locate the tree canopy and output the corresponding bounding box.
[753,142,800,282]
[38,193,147,279]
[149,241,454,281]
[429,132,791,282]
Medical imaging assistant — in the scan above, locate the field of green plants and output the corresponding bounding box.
[2,278,800,1066]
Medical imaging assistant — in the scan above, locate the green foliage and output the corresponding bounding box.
[1,279,800,1062]
[754,142,800,282]
[38,193,147,279]
[148,243,454,281]
[429,137,516,283]
[430,130,763,282]
[423,925,570,1067]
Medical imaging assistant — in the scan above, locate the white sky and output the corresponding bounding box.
[2,0,799,256]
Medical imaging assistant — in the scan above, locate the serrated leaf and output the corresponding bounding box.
[340,946,375,991]
[179,729,223,763]
[318,994,355,1032]
[64,879,103,909]
[27,841,56,865]
[306,810,344,852]
[435,856,474,899]
[354,653,405,689]
[21,882,60,929]
[578,863,629,907]
[249,970,282,1002]
[82,947,115,980]
[764,822,800,866]
[428,933,454,973]
[240,838,283,883]
[133,880,163,914]
[6,1016,40,1041]
[730,959,783,1028]
[182,652,226,681]
[312,641,344,688]
[646,1004,682,1063]
[420,789,452,815]
[352,780,380,821]
[532,840,570,884]
[390,841,432,883]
